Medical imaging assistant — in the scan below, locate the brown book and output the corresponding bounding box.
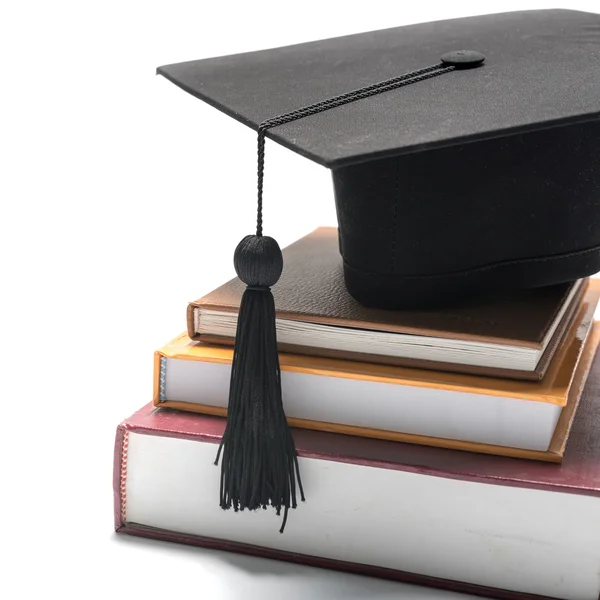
[189,227,586,380]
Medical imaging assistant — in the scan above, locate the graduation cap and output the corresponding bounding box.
[157,9,600,530]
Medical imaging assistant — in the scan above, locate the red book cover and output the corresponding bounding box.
[115,339,600,600]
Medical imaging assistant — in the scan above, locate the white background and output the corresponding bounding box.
[2,1,599,598]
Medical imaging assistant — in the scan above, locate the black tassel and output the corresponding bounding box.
[215,234,305,533]
[210,59,483,532]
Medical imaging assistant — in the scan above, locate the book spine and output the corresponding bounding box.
[113,425,128,531]
[152,352,166,408]
[187,303,199,340]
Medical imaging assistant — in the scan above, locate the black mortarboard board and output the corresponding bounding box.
[157,9,600,531]
[159,9,600,308]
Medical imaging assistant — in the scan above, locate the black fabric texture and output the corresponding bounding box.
[333,119,600,307]
[157,9,600,168]
[158,9,600,307]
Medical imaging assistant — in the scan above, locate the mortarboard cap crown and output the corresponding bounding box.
[159,9,600,308]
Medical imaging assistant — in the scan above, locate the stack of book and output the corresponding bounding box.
[114,228,600,600]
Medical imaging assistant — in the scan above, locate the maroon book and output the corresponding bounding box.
[115,346,600,600]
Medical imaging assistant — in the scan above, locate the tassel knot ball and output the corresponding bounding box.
[234,235,283,288]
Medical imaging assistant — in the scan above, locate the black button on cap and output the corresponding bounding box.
[441,50,485,68]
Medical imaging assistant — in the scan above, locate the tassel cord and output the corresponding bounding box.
[255,63,454,236]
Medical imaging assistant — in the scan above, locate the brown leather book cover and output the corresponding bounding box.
[189,227,586,380]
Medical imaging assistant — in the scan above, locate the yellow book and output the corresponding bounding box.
[154,282,600,462]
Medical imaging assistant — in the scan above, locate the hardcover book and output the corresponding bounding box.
[155,287,600,461]
[189,228,586,380]
[117,335,600,600]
